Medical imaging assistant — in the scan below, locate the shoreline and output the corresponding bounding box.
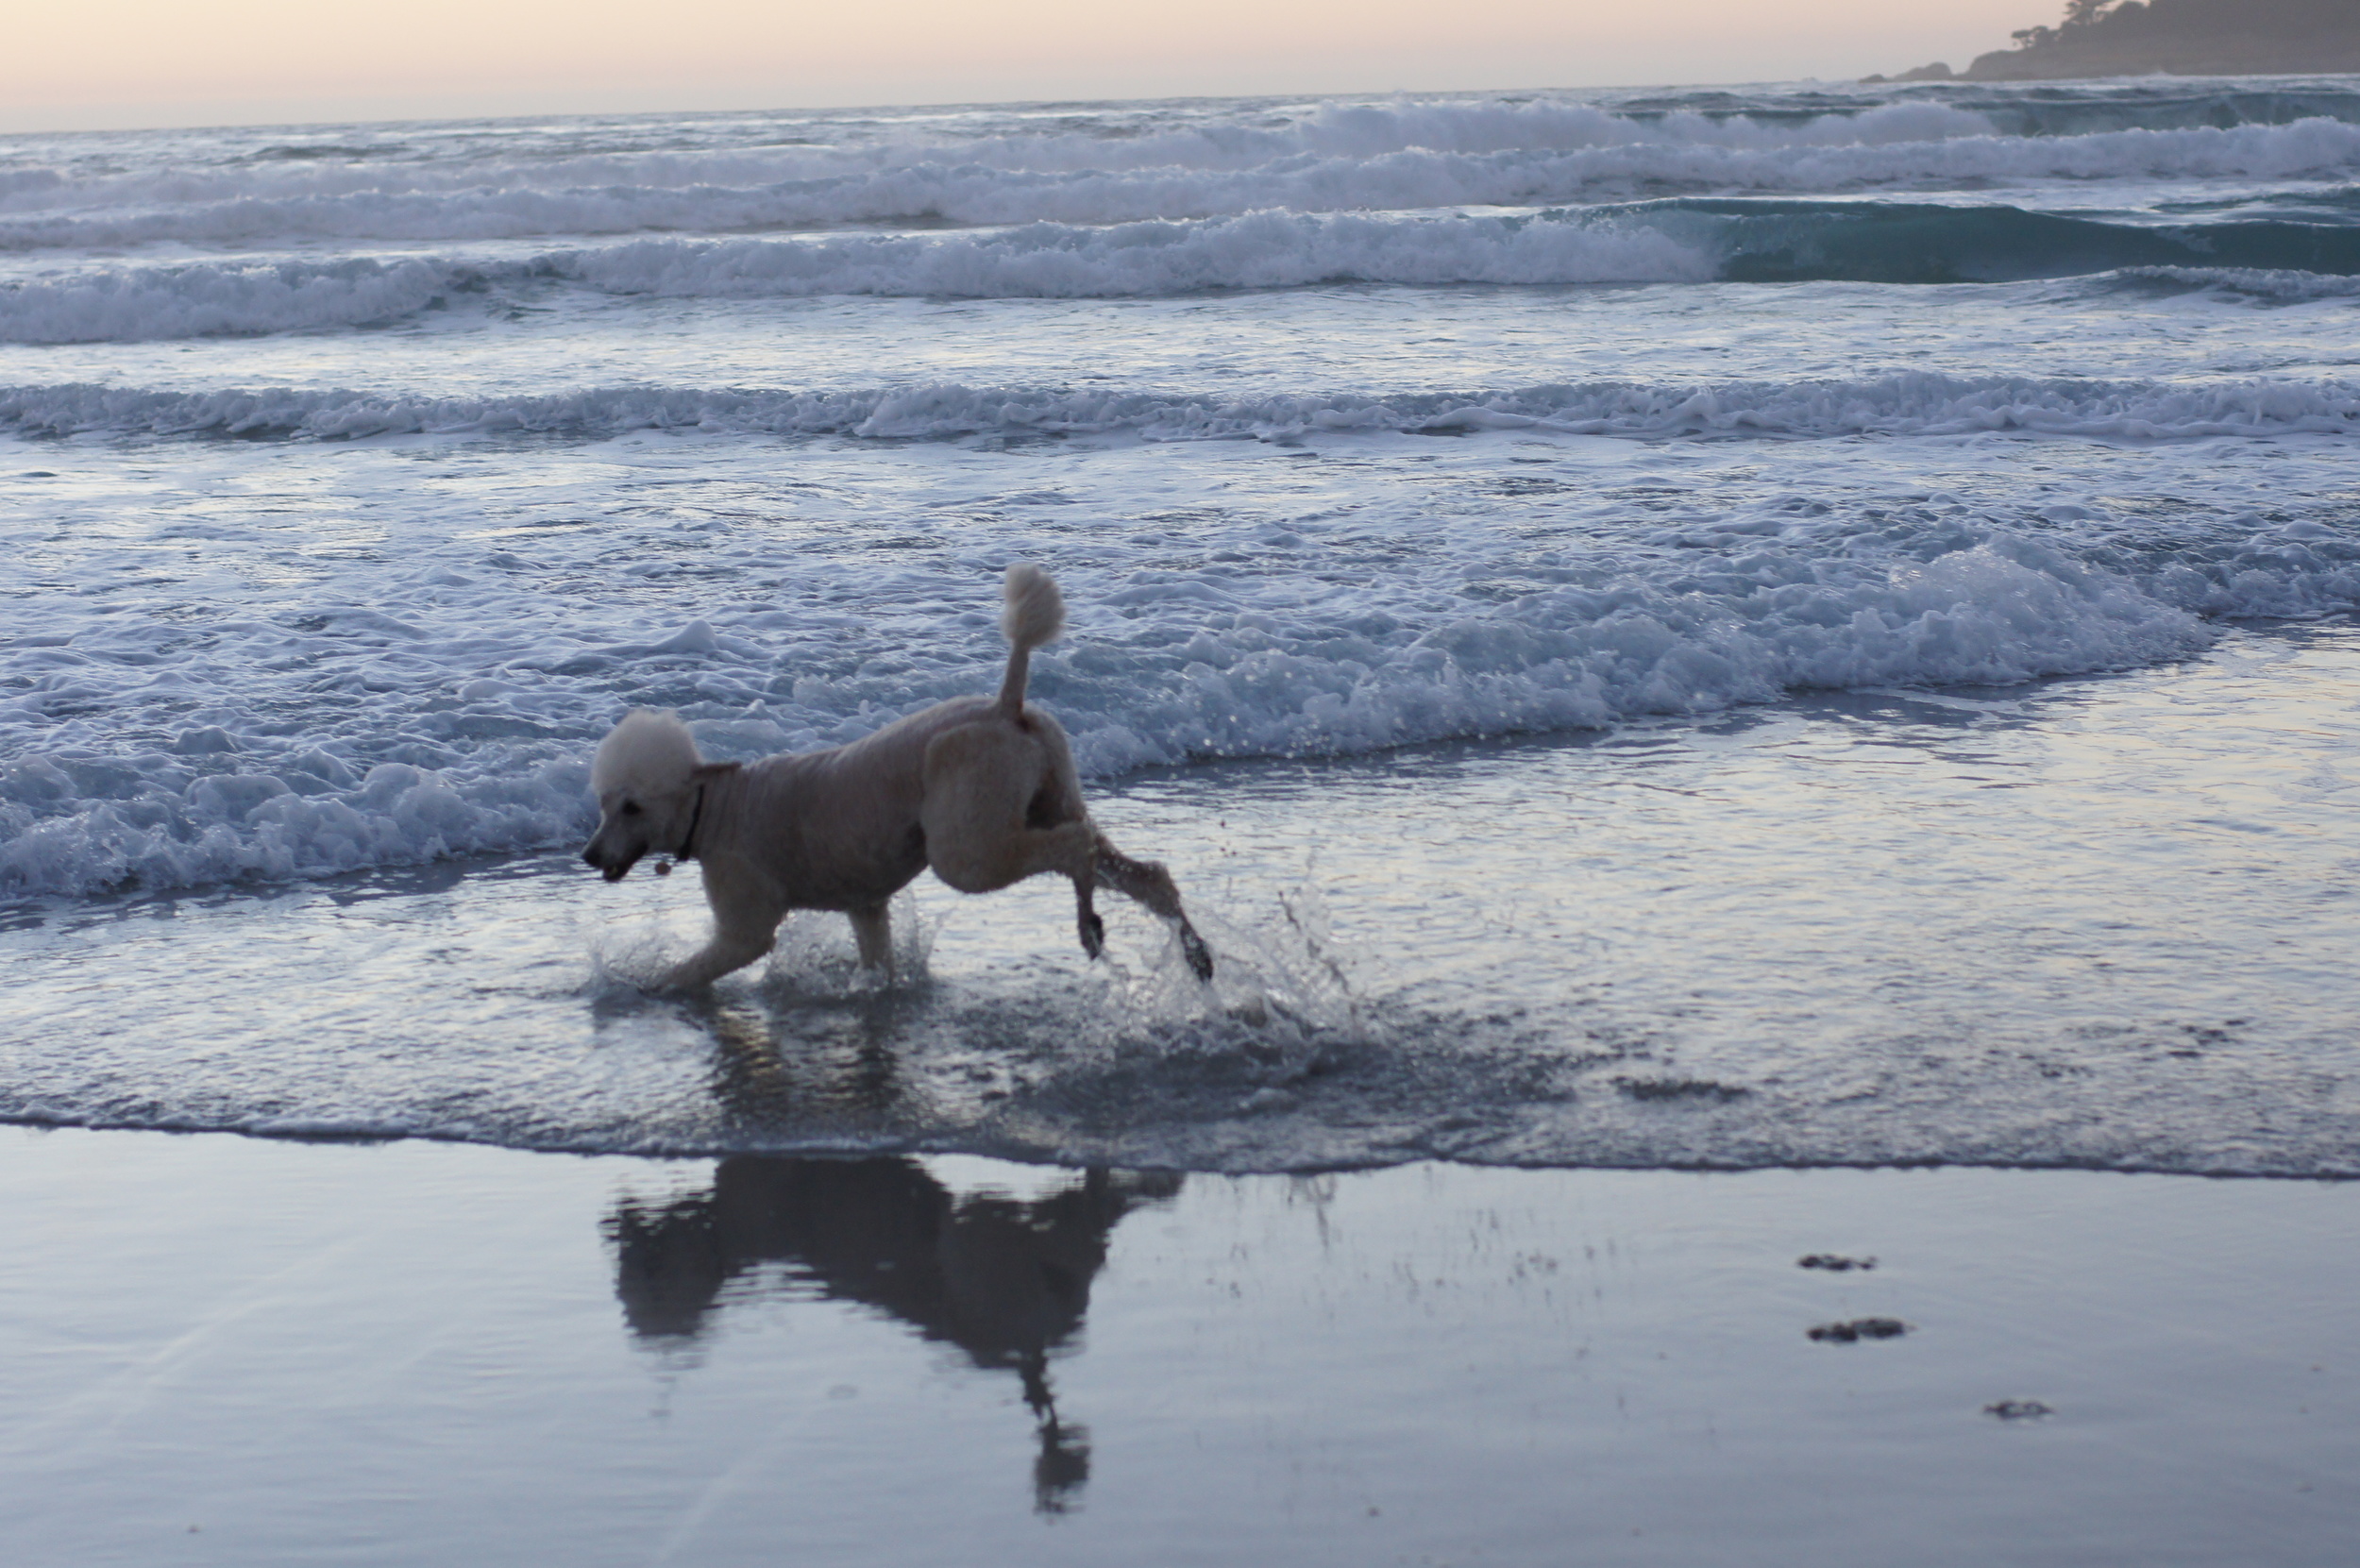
[8,1099,2358,1180]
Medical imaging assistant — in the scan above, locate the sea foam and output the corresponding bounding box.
[6,497,2354,901]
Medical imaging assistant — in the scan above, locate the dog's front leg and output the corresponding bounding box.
[849,905,894,978]
[664,928,777,990]
[661,858,784,989]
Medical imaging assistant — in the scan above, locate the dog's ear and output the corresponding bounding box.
[691,761,741,784]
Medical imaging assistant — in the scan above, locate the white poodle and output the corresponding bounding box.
[582,565,1213,988]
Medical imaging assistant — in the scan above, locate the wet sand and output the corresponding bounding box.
[4,1127,2352,1566]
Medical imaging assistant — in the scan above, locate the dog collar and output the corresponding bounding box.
[676,781,708,863]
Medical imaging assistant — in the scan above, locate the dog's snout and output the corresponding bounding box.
[583,835,637,882]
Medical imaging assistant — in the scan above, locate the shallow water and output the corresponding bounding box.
[5,623,2353,1174]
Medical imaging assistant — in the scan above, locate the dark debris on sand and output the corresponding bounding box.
[1797,1253,1878,1272]
[1807,1317,1911,1343]
[1614,1076,1750,1103]
[1984,1399,2056,1421]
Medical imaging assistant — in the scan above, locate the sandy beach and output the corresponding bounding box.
[4,1127,2352,1566]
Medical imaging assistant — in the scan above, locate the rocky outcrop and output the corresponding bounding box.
[1880,0,2360,83]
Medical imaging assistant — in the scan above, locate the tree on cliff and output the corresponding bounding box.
[2012,0,2141,52]
[1961,0,2360,80]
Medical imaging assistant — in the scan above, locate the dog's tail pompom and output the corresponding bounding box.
[592,708,701,797]
[996,565,1064,717]
[1001,563,1065,653]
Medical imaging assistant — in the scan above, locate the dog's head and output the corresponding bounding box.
[582,709,706,883]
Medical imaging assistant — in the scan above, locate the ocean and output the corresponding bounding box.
[3,75,2357,1176]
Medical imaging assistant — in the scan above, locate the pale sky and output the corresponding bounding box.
[7,1,2047,132]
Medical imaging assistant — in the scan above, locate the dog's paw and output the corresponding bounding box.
[1179,922,1214,981]
[1079,910,1106,959]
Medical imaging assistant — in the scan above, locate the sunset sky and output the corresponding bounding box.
[8,1,2044,131]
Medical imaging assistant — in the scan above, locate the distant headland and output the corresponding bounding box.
[1865,0,2360,83]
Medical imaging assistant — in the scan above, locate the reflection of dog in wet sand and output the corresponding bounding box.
[582,565,1213,988]
[606,1157,1180,1513]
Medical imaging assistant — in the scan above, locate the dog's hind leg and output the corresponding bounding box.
[921,724,1104,957]
[928,808,1100,904]
[1002,708,1106,959]
[1095,837,1214,980]
[849,904,895,977]
[1074,876,1104,961]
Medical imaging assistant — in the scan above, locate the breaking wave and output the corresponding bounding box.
[4,102,2358,252]
[5,495,2356,901]
[6,200,2360,343]
[6,370,2353,442]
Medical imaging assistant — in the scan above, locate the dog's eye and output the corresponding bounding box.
[620,801,642,817]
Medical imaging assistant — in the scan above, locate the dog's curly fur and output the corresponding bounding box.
[582,565,1212,987]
